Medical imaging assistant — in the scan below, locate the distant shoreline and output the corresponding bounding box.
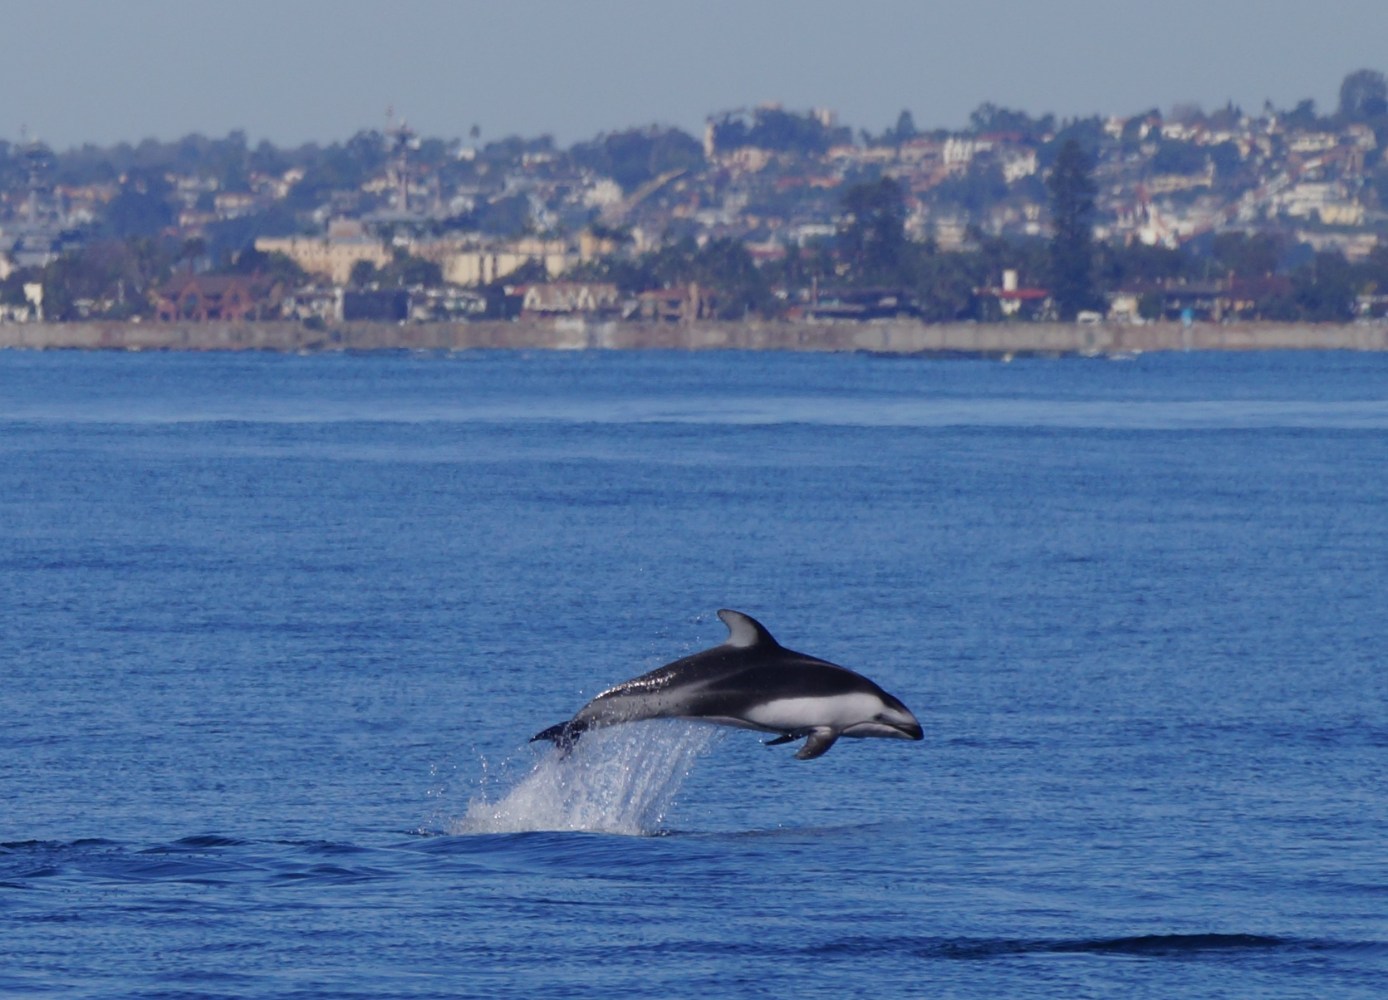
[3,319,1387,355]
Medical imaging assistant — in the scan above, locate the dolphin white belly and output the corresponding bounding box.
[532,609,923,761]
[741,693,885,732]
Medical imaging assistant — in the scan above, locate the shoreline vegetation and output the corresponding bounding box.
[2,320,1387,356]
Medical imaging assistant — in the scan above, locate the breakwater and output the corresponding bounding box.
[3,319,1387,354]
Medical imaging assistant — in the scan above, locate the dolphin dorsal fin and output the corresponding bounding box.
[717,609,779,649]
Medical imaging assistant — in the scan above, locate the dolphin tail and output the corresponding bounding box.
[531,720,587,752]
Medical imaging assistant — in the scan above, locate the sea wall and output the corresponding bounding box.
[3,318,1388,354]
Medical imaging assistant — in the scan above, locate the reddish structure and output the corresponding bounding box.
[153,274,283,322]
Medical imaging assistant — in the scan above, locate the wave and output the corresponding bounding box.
[811,932,1388,961]
[0,836,400,889]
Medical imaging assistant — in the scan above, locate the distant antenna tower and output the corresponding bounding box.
[18,125,56,227]
[384,105,418,214]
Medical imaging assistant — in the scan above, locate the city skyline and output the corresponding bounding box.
[6,0,1388,149]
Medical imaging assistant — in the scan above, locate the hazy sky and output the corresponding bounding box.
[7,0,1388,149]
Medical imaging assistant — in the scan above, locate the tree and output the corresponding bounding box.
[930,161,1008,218]
[203,204,300,264]
[910,249,983,321]
[892,110,917,143]
[379,251,442,288]
[1288,252,1357,321]
[766,239,836,296]
[103,170,175,239]
[838,177,909,286]
[474,193,532,237]
[1151,139,1207,176]
[1281,99,1322,130]
[1097,241,1198,288]
[222,246,307,285]
[568,127,703,192]
[1040,117,1104,168]
[1338,69,1388,121]
[39,239,174,320]
[710,107,849,155]
[689,237,773,319]
[1211,231,1285,278]
[349,260,379,287]
[968,103,1055,141]
[0,266,41,308]
[1120,109,1161,147]
[1046,138,1101,320]
[177,237,207,272]
[572,235,774,318]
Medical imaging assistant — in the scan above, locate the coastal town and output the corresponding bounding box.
[6,69,1388,330]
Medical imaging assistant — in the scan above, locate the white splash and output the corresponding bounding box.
[453,721,717,836]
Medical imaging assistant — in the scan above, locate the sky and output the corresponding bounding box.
[7,0,1388,150]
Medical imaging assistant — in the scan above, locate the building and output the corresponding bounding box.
[976,270,1050,320]
[438,238,577,287]
[521,281,620,316]
[635,283,719,322]
[254,232,391,286]
[153,274,283,322]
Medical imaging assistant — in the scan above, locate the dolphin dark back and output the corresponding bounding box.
[531,609,923,760]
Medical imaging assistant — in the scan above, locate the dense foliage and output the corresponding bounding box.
[1046,139,1102,320]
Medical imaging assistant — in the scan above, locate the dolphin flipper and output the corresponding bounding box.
[795,728,840,760]
[763,734,796,746]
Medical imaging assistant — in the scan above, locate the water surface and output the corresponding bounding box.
[2,349,1385,998]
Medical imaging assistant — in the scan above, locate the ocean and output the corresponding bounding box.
[1,347,1385,998]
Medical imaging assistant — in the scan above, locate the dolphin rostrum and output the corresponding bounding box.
[531,609,923,760]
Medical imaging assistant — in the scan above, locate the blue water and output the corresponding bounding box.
[2,348,1386,998]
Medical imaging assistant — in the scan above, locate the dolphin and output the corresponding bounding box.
[531,609,923,760]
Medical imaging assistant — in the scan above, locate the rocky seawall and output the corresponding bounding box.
[3,319,1387,354]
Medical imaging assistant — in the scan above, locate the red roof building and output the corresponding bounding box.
[153,274,283,322]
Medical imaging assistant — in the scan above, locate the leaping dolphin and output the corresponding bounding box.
[531,609,923,760]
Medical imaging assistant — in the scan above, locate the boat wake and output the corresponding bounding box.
[452,721,717,836]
